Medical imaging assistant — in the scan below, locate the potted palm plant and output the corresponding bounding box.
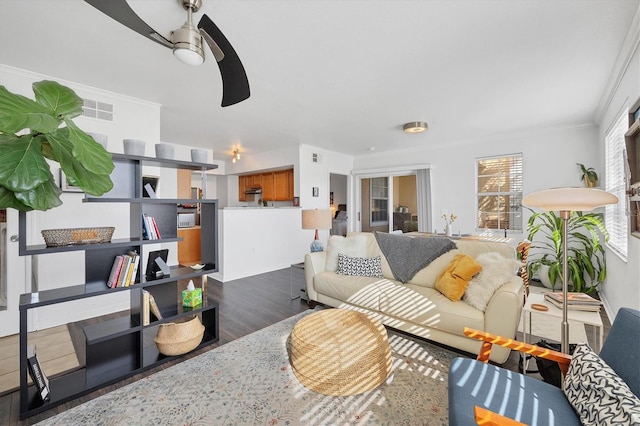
[526,208,609,294]
[577,163,598,188]
[0,80,114,211]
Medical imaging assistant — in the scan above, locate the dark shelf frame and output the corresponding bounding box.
[18,153,220,419]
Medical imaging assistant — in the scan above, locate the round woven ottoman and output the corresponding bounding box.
[290,309,392,396]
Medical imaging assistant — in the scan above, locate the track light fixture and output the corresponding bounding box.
[232,149,241,163]
[403,121,429,134]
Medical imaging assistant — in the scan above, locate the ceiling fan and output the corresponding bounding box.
[85,0,250,107]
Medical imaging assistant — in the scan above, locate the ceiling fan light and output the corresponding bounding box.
[403,121,428,134]
[172,22,205,66]
[173,46,204,65]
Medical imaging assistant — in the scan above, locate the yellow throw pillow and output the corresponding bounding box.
[435,254,483,301]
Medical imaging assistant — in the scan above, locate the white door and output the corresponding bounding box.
[0,209,29,337]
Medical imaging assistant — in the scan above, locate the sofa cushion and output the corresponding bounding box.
[336,254,383,277]
[564,343,640,425]
[325,235,368,272]
[379,284,484,335]
[599,307,640,397]
[463,252,521,312]
[449,357,581,426]
[435,254,482,301]
[314,272,395,311]
[408,249,461,288]
[347,231,394,278]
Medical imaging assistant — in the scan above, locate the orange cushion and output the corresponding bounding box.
[435,254,482,301]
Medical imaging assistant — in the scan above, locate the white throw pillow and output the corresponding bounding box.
[325,235,368,272]
[463,252,520,312]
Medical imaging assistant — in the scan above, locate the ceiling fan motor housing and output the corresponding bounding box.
[172,0,204,65]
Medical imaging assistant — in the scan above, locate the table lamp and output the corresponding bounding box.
[301,209,332,252]
[522,187,618,353]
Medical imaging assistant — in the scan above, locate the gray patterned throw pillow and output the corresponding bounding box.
[336,254,383,277]
[563,343,640,425]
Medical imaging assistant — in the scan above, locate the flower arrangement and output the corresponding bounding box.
[442,213,457,225]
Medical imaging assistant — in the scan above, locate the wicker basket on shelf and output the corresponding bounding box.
[41,227,114,247]
[154,315,205,356]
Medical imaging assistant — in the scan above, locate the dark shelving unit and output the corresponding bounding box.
[18,153,220,419]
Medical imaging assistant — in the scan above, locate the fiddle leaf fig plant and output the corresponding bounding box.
[526,208,609,294]
[0,80,114,211]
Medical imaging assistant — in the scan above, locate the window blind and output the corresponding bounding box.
[476,154,523,231]
[605,110,629,258]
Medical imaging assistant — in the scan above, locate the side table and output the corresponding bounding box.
[290,262,305,301]
[522,292,604,351]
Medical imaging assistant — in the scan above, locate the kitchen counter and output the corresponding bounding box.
[223,206,301,210]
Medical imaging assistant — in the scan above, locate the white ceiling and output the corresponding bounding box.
[0,0,638,161]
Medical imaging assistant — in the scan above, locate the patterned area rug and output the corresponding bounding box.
[37,309,458,425]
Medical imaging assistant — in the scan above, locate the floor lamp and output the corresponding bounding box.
[301,209,332,252]
[523,187,618,353]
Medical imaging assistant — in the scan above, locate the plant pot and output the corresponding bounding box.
[123,139,146,156]
[155,143,174,160]
[537,265,555,289]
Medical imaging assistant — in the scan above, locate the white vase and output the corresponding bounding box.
[445,224,452,236]
[191,149,208,163]
[123,139,146,156]
[155,143,174,160]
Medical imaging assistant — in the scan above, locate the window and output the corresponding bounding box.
[370,177,388,226]
[476,154,523,231]
[605,109,629,258]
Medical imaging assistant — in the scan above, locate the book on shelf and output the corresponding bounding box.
[149,216,161,239]
[27,345,50,402]
[142,214,161,240]
[142,290,150,326]
[544,291,602,305]
[127,251,140,286]
[116,255,132,288]
[148,292,163,320]
[107,255,125,288]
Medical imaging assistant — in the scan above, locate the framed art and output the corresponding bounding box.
[312,187,319,197]
[59,169,83,193]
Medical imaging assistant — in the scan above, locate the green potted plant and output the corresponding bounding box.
[0,80,114,211]
[526,208,609,294]
[577,163,598,188]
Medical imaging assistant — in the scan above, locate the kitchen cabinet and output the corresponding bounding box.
[261,173,275,201]
[626,98,640,238]
[238,169,293,202]
[178,226,202,265]
[274,169,293,201]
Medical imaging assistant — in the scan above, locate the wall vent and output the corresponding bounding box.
[81,98,114,121]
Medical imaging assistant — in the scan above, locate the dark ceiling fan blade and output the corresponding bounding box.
[198,14,250,107]
[85,0,173,49]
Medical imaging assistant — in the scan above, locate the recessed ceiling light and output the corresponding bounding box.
[403,121,428,134]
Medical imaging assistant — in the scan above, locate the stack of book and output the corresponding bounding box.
[543,291,602,312]
[142,213,162,240]
[107,251,140,288]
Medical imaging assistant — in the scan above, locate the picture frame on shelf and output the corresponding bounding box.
[59,169,83,193]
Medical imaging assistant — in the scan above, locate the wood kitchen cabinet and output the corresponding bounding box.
[238,175,248,201]
[237,169,293,201]
[274,169,293,201]
[261,172,275,201]
[178,226,202,265]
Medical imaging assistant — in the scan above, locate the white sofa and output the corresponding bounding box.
[304,232,525,363]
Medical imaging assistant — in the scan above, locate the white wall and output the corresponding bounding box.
[353,124,599,238]
[596,10,640,317]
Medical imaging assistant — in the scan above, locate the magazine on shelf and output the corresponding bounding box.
[107,255,124,288]
[27,345,50,402]
[544,291,602,305]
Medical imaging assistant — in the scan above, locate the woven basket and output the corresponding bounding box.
[290,309,392,396]
[154,315,205,356]
[41,227,115,247]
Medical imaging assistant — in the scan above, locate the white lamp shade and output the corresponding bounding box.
[301,209,332,230]
[522,187,618,212]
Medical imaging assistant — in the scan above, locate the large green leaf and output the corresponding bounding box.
[0,133,51,191]
[13,177,62,211]
[33,80,83,119]
[0,185,33,211]
[64,120,114,175]
[0,85,60,134]
[46,129,113,196]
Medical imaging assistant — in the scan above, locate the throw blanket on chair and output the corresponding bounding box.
[374,232,457,283]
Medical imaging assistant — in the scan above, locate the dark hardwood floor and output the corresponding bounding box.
[0,270,611,425]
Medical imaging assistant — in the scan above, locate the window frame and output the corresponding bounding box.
[475,153,523,232]
[604,108,629,260]
[370,177,389,227]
